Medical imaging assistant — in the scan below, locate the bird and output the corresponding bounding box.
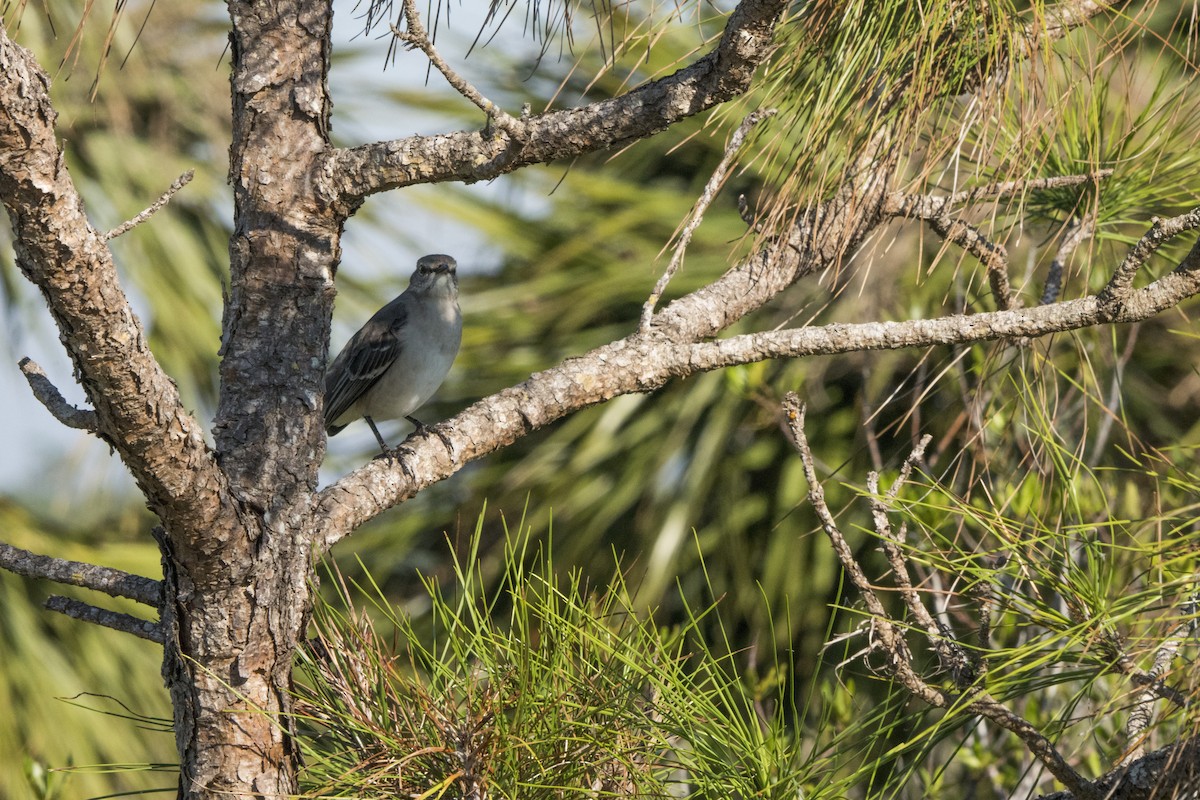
[324,253,462,453]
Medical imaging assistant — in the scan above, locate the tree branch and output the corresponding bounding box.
[314,208,1200,550]
[1043,215,1095,305]
[928,214,1014,311]
[0,540,161,606]
[321,0,789,205]
[0,26,235,544]
[884,172,1112,220]
[1116,602,1194,765]
[1097,212,1200,318]
[18,357,99,432]
[866,452,978,685]
[44,595,163,643]
[1041,737,1200,800]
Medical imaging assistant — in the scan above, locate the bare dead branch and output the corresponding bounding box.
[884,172,1113,220]
[866,444,977,684]
[1118,604,1193,764]
[44,595,163,643]
[324,0,789,202]
[0,540,161,605]
[104,169,194,240]
[18,356,99,432]
[928,215,1015,310]
[389,0,522,137]
[782,393,1098,800]
[1123,659,1182,764]
[782,396,896,626]
[640,109,775,333]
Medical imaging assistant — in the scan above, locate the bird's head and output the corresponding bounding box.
[411,253,458,296]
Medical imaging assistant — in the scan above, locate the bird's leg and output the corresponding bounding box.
[406,415,454,456]
[367,416,422,478]
[365,416,391,454]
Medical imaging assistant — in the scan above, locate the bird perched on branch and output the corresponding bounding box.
[324,253,462,452]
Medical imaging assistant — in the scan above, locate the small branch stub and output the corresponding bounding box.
[18,357,99,432]
[45,595,163,643]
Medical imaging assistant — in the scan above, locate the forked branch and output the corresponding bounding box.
[782,393,1098,800]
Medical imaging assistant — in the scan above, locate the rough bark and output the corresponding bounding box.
[162,0,340,792]
[3,0,792,794]
[9,1,1191,798]
[1041,737,1200,800]
[0,28,234,564]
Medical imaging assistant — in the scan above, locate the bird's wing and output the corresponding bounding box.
[323,297,408,431]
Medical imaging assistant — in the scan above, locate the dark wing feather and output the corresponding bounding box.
[324,297,408,432]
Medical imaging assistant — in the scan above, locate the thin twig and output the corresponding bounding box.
[1041,215,1095,305]
[391,0,523,137]
[928,214,1015,311]
[640,109,776,333]
[44,595,163,643]
[885,171,1113,220]
[1122,642,1186,765]
[19,357,99,432]
[866,441,978,685]
[104,169,194,240]
[0,540,162,605]
[782,393,1098,800]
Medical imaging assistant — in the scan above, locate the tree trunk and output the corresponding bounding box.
[162,0,339,793]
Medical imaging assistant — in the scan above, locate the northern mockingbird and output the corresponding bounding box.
[324,253,462,452]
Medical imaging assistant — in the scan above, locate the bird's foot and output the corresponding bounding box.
[374,443,418,481]
[406,415,455,458]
